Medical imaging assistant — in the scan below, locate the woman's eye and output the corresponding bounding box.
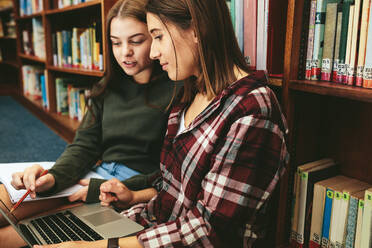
[112,42,121,46]
[130,40,144,44]
[154,35,163,40]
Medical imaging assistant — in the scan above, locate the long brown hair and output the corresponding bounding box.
[146,0,250,102]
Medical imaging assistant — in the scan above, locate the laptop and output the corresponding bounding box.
[0,200,144,246]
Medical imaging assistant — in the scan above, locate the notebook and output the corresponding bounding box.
[0,162,103,203]
[0,200,144,246]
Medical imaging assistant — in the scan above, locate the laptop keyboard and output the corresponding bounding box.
[29,211,103,244]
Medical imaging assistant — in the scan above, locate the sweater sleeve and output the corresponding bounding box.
[46,97,104,194]
[85,171,160,203]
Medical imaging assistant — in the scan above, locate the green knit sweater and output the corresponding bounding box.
[43,73,179,202]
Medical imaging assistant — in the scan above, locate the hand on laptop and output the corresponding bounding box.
[11,164,55,199]
[68,179,89,202]
[99,178,134,210]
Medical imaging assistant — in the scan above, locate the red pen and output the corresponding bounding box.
[10,169,49,213]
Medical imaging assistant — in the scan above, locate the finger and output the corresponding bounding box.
[11,172,25,190]
[68,190,82,202]
[35,174,54,192]
[68,186,87,202]
[79,179,90,186]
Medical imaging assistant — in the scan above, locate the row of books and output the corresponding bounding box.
[0,13,16,38]
[303,0,372,88]
[289,158,372,248]
[22,18,45,59]
[55,78,89,121]
[56,0,93,9]
[52,22,103,71]
[19,0,43,16]
[226,0,287,75]
[22,65,48,109]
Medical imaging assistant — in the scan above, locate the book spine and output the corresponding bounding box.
[346,0,362,86]
[243,0,257,69]
[321,2,339,81]
[342,5,355,84]
[354,199,365,248]
[335,0,352,83]
[311,0,327,80]
[363,2,372,88]
[306,0,318,80]
[332,7,343,82]
[297,171,309,246]
[290,168,301,246]
[309,184,324,248]
[345,196,359,248]
[360,190,372,247]
[321,188,334,248]
[355,0,371,86]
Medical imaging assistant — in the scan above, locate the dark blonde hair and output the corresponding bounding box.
[146,0,250,102]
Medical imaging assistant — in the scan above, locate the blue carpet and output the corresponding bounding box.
[0,96,67,162]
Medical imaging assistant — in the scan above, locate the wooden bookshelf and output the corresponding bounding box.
[10,0,116,142]
[276,0,372,246]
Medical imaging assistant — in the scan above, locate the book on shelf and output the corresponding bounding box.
[331,4,343,83]
[360,188,372,248]
[335,0,352,83]
[328,180,371,248]
[320,0,339,82]
[354,195,365,248]
[22,25,33,55]
[19,0,43,16]
[345,190,367,248]
[305,0,317,80]
[363,2,372,88]
[22,65,44,100]
[346,0,362,86]
[309,175,348,248]
[342,4,354,84]
[355,0,371,86]
[243,0,257,69]
[320,176,356,248]
[32,17,45,59]
[290,158,337,248]
[311,0,327,81]
[0,18,4,37]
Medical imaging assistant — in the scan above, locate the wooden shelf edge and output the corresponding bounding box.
[47,65,104,77]
[269,77,283,87]
[16,12,43,19]
[13,94,79,143]
[290,80,372,103]
[0,36,17,40]
[19,53,46,63]
[45,0,101,15]
[0,60,19,68]
[0,6,13,13]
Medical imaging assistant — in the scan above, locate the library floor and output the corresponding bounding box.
[0,96,66,162]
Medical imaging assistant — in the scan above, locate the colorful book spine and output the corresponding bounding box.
[363,2,372,88]
[354,199,365,248]
[243,0,257,69]
[360,189,372,247]
[355,0,371,86]
[335,0,352,83]
[321,188,333,248]
[332,6,343,82]
[342,5,354,84]
[311,0,327,80]
[346,0,362,86]
[345,193,360,248]
[321,0,339,81]
[306,0,318,80]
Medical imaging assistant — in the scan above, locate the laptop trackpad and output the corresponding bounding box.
[83,210,118,227]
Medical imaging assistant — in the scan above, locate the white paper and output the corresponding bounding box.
[0,162,103,203]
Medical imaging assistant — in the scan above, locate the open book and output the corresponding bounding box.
[0,162,103,204]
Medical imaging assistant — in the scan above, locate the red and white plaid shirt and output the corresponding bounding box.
[122,71,289,247]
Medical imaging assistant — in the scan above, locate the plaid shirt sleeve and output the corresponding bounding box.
[135,113,288,247]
